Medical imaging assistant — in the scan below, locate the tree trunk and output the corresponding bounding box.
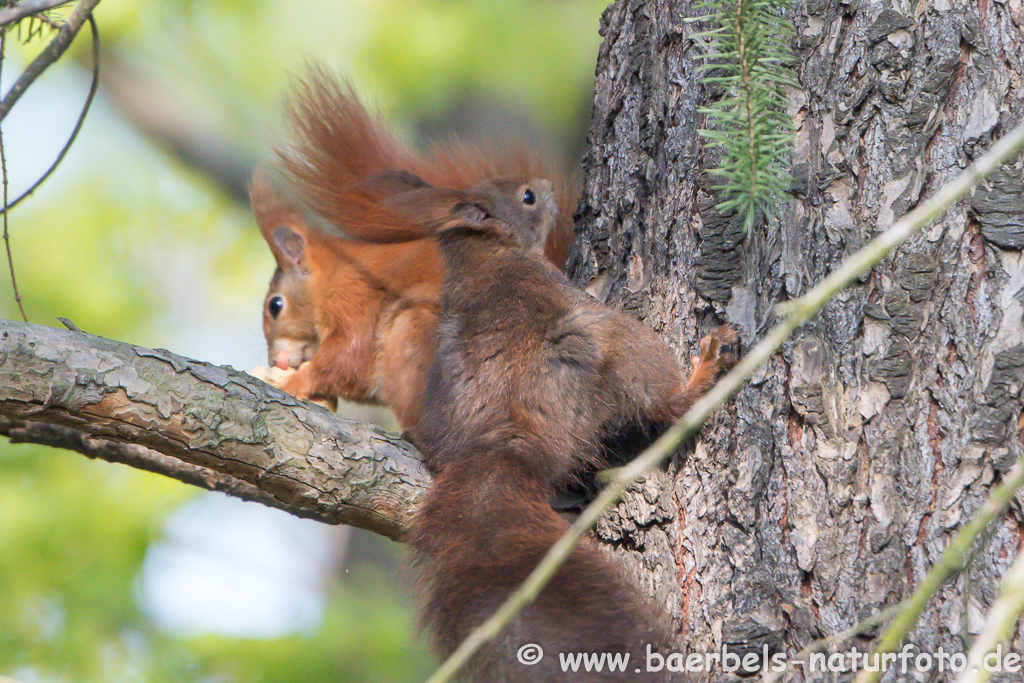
[573,0,1024,680]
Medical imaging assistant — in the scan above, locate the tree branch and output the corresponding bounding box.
[0,0,75,27]
[0,319,430,540]
[0,419,309,515]
[0,0,101,120]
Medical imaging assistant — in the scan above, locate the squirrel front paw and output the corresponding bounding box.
[252,364,337,411]
[250,365,297,386]
[693,323,740,377]
[680,323,741,405]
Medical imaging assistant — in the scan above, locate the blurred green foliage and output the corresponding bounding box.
[0,0,608,681]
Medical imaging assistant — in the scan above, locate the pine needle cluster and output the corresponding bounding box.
[7,10,64,44]
[691,0,797,232]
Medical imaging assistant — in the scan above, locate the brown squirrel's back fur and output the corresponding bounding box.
[377,174,737,680]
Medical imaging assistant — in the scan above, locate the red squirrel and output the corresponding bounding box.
[252,171,442,426]
[253,68,577,428]
[356,171,739,680]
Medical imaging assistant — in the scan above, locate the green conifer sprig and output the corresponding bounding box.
[8,9,64,44]
[691,0,797,233]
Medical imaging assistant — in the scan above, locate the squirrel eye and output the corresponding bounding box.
[268,295,285,319]
[521,188,536,206]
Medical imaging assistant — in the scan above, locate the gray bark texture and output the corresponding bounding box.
[0,321,428,540]
[570,0,1024,680]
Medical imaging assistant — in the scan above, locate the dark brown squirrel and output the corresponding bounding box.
[364,171,739,681]
[253,67,577,428]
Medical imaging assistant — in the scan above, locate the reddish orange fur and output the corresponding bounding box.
[253,70,740,679]
[254,69,578,428]
[277,66,578,265]
[253,172,443,429]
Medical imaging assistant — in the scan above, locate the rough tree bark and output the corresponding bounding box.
[571,0,1024,681]
[2,1,1024,681]
[0,321,428,540]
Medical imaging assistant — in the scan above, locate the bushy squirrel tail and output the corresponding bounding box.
[275,66,579,266]
[409,451,680,682]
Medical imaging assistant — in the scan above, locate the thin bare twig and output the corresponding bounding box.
[956,543,1024,683]
[759,600,909,683]
[853,457,1024,683]
[6,13,99,210]
[0,1,101,318]
[0,27,28,322]
[0,0,101,121]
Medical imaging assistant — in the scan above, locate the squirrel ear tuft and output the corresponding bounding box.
[451,201,488,226]
[378,184,471,232]
[272,225,308,269]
